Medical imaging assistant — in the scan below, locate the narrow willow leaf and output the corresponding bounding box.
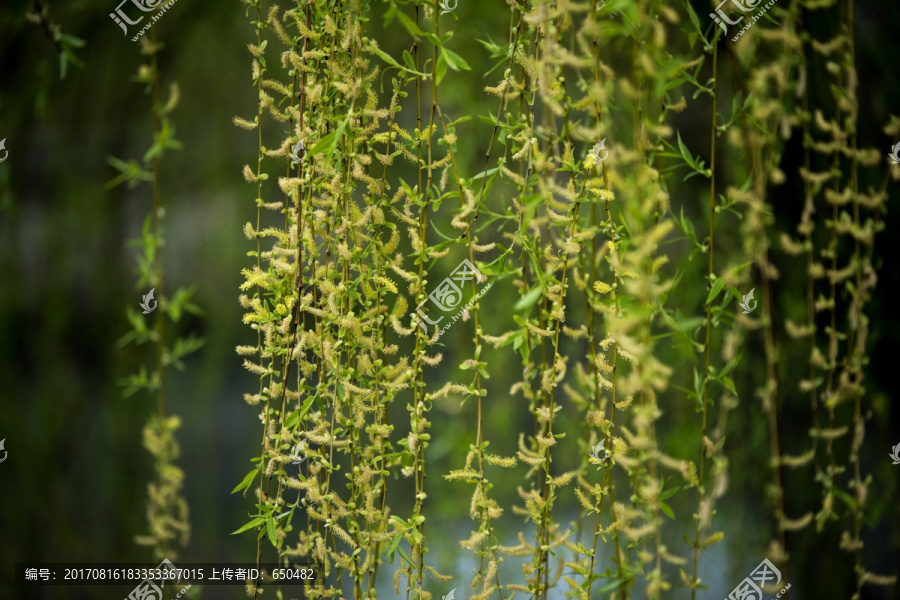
[266,515,278,547]
[442,47,471,71]
[514,286,543,311]
[231,515,266,535]
[658,500,675,520]
[231,467,260,495]
[706,277,725,304]
[284,409,300,430]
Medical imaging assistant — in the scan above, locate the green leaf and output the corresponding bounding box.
[683,0,701,35]
[266,515,278,547]
[441,47,471,71]
[105,156,152,190]
[693,368,704,404]
[231,467,260,495]
[396,545,417,569]
[596,576,634,594]
[657,500,675,520]
[231,515,266,535]
[832,488,856,509]
[395,10,424,38]
[659,483,681,501]
[706,277,725,305]
[475,36,503,55]
[721,353,742,377]
[165,286,203,322]
[514,286,543,311]
[387,532,403,556]
[298,394,317,421]
[60,33,86,48]
[284,409,300,430]
[429,220,458,242]
[402,50,416,72]
[435,52,448,86]
[144,119,182,162]
[469,166,501,181]
[676,130,695,169]
[370,44,403,69]
[308,121,345,157]
[722,376,737,397]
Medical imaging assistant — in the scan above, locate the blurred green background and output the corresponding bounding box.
[1,0,899,599]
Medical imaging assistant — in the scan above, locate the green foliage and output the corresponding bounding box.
[26,0,85,80]
[110,32,203,562]
[231,0,895,599]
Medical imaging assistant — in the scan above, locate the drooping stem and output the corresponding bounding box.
[690,24,717,600]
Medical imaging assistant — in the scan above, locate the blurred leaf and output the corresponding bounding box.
[144,119,182,163]
[441,47,471,71]
[308,120,347,158]
[514,286,543,311]
[284,409,300,430]
[722,375,737,397]
[706,277,725,304]
[658,500,675,520]
[105,156,152,190]
[165,288,193,322]
[435,52,448,85]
